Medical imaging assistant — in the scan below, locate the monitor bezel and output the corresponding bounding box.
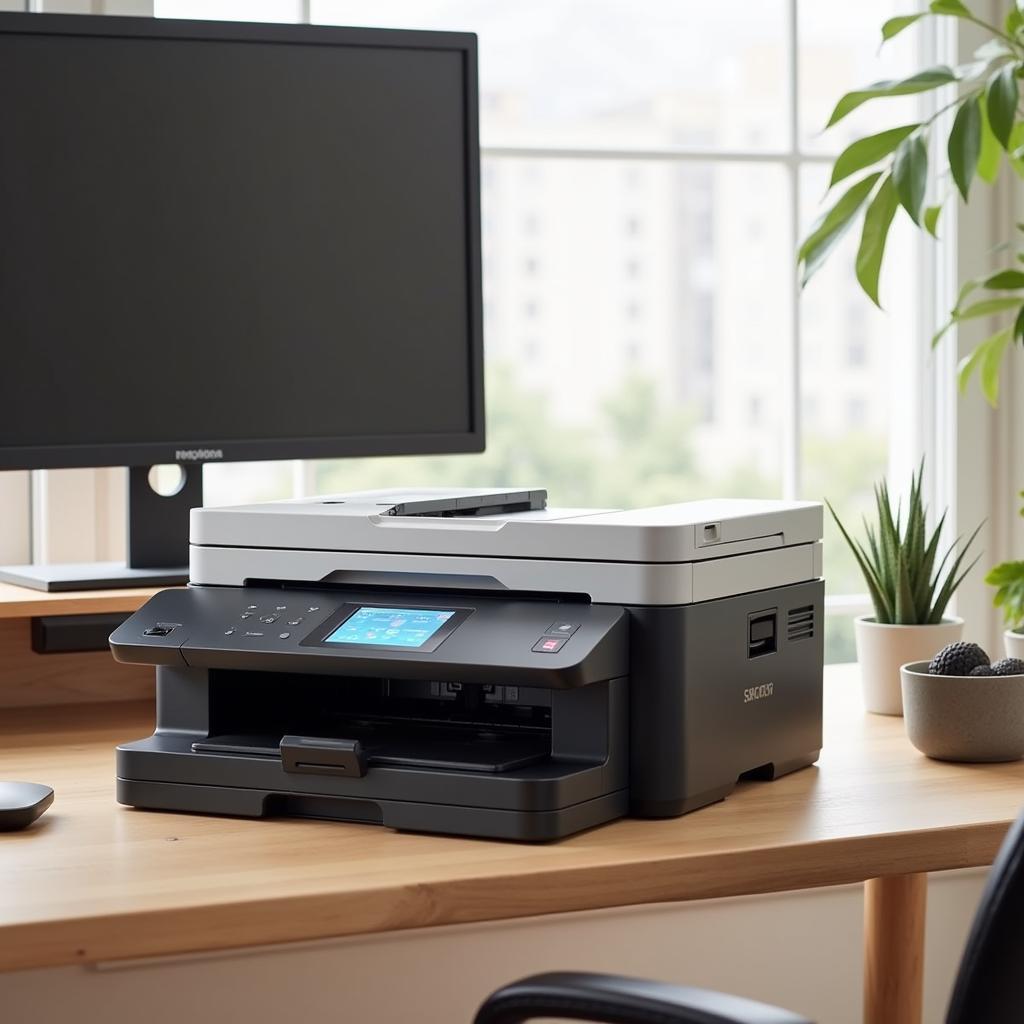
[0,12,485,470]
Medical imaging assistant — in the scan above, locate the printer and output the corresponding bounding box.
[111,488,825,841]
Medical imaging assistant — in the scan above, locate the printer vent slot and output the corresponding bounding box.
[787,605,815,642]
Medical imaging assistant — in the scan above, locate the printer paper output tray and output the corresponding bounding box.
[193,728,550,773]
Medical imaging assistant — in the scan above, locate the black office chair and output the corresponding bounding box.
[474,808,1024,1024]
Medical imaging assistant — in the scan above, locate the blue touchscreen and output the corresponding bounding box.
[324,607,456,648]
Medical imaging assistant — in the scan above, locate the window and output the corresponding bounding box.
[21,0,975,662]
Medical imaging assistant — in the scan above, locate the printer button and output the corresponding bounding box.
[307,605,321,612]
[287,618,303,626]
[259,615,278,624]
[278,632,291,640]
[532,636,567,654]
[243,631,265,638]
[544,622,579,638]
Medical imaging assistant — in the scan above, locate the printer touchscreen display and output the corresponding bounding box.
[323,607,456,649]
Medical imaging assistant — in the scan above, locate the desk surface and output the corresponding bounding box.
[0,666,1020,973]
[0,582,163,620]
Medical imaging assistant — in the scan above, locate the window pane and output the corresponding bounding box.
[314,157,788,506]
[799,0,925,155]
[824,614,858,666]
[799,164,921,600]
[312,1,789,152]
[204,462,294,506]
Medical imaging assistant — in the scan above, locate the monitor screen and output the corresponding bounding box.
[323,606,457,648]
[0,15,483,469]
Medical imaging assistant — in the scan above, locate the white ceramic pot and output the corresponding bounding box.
[1005,629,1024,660]
[854,615,964,716]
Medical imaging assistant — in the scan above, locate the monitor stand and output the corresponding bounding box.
[0,465,201,592]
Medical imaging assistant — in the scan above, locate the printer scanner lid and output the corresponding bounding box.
[191,488,822,565]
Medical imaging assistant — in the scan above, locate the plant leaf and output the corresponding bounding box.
[893,134,928,224]
[983,269,1024,289]
[955,277,982,311]
[924,204,943,238]
[826,67,957,128]
[855,175,899,306]
[930,0,971,14]
[986,560,1024,626]
[1008,122,1024,178]
[882,13,924,42]
[957,338,990,392]
[958,327,1012,404]
[953,296,1024,320]
[1014,303,1024,341]
[1007,7,1024,37]
[929,521,984,623]
[948,95,981,201]
[976,93,1002,182]
[981,328,1013,404]
[828,500,894,622]
[798,173,882,287]
[829,125,920,188]
[934,290,1018,347]
[917,510,948,619]
[986,63,1019,149]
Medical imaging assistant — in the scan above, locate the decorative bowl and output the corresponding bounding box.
[900,661,1024,763]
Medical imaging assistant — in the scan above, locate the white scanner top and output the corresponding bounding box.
[191,487,822,565]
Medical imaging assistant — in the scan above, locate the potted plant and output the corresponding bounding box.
[829,465,981,715]
[986,492,1024,657]
[800,0,1024,677]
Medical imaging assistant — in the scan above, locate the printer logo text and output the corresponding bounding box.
[743,683,774,703]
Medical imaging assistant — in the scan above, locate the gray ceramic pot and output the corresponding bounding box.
[901,661,1024,763]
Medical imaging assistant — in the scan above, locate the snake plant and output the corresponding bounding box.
[827,464,982,625]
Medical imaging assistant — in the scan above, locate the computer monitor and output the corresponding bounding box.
[0,12,483,591]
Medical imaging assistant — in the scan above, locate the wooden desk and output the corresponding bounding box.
[0,668,1020,1024]
[0,582,163,620]
[0,584,161,708]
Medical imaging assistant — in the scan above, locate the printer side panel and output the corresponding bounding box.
[627,579,824,817]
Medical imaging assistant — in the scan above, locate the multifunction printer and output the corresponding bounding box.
[111,488,825,840]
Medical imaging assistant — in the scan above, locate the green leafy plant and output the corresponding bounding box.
[798,0,1024,406]
[827,464,982,624]
[986,492,1024,628]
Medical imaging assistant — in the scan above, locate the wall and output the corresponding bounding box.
[0,868,986,1024]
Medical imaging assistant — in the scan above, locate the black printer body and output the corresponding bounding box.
[111,489,825,841]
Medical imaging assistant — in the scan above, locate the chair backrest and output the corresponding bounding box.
[945,808,1024,1024]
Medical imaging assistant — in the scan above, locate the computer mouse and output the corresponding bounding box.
[0,781,53,831]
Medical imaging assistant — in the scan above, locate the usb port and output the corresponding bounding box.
[747,611,777,658]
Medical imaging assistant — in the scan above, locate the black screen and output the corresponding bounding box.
[0,19,481,468]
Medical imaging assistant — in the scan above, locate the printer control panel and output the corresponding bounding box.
[110,585,627,690]
[225,598,330,642]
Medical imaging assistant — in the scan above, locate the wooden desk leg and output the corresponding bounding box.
[863,873,927,1024]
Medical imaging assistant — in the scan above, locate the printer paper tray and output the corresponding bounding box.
[192,730,550,774]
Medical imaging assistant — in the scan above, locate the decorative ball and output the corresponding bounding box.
[970,664,996,676]
[989,658,1024,677]
[929,642,990,677]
